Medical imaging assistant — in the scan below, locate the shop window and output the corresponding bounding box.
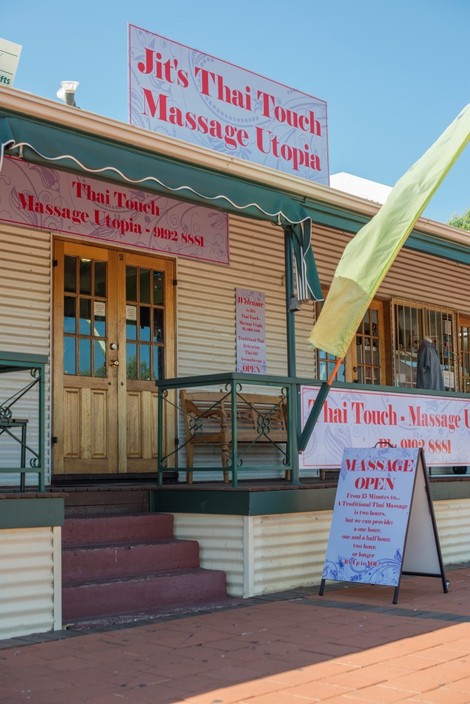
[315,300,385,385]
[393,299,457,390]
[458,317,470,393]
[353,304,385,385]
[317,351,346,383]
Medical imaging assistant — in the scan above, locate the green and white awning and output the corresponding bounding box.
[0,113,323,301]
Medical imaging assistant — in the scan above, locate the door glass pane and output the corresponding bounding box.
[153,310,164,343]
[125,264,167,381]
[94,340,106,378]
[140,345,151,380]
[80,259,92,295]
[140,306,151,342]
[64,296,76,334]
[79,298,91,335]
[126,266,137,301]
[126,343,137,379]
[153,271,164,305]
[154,347,164,380]
[62,252,110,378]
[94,261,107,297]
[126,310,137,340]
[79,339,91,376]
[140,269,150,303]
[93,306,106,337]
[64,256,76,292]
[64,337,76,374]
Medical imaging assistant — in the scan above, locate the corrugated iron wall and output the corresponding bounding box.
[177,214,316,379]
[178,217,470,383]
[172,513,246,595]
[0,225,52,484]
[0,526,61,639]
[173,500,470,598]
[313,224,470,314]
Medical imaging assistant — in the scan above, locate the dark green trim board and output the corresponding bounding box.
[0,497,64,529]
[152,479,470,517]
[153,486,341,516]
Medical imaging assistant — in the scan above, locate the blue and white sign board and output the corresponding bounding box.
[320,447,447,603]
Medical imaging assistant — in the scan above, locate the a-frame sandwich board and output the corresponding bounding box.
[319,446,448,604]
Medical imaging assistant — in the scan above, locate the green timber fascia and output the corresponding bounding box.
[0,497,64,529]
[152,479,470,516]
[306,200,470,266]
[406,231,470,265]
[153,486,344,516]
[429,479,470,501]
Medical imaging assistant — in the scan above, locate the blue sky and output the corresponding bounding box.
[3,0,469,225]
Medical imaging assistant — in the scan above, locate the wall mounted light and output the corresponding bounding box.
[56,80,79,107]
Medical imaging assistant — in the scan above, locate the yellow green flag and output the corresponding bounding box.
[309,103,470,358]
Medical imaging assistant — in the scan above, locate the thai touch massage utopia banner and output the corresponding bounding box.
[300,385,470,468]
[0,157,229,264]
[128,25,329,183]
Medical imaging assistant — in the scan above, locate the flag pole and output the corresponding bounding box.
[298,356,343,453]
[327,356,343,386]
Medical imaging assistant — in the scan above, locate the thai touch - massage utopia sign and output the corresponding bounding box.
[0,157,229,264]
[129,25,329,183]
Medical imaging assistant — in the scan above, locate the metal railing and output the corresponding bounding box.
[156,373,470,486]
[0,352,47,491]
[156,373,299,487]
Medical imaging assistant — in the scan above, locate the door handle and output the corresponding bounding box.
[110,359,120,367]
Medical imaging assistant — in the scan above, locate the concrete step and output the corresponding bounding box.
[62,513,174,547]
[62,568,228,621]
[63,539,200,583]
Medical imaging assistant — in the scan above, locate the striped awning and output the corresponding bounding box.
[0,113,323,301]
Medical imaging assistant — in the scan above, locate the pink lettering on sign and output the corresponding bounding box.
[1,157,229,265]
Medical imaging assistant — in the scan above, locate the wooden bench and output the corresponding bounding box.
[180,390,288,483]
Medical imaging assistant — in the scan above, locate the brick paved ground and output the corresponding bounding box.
[2,566,470,703]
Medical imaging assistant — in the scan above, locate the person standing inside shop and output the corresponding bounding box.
[417,336,467,474]
[416,336,445,391]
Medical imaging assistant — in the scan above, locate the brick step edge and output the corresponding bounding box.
[62,568,228,621]
[62,513,175,547]
[62,540,201,582]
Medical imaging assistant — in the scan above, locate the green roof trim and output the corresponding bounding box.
[1,111,468,266]
[0,112,311,224]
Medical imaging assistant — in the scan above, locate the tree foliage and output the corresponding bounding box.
[449,208,470,231]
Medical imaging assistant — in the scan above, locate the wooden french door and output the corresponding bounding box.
[52,240,175,475]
